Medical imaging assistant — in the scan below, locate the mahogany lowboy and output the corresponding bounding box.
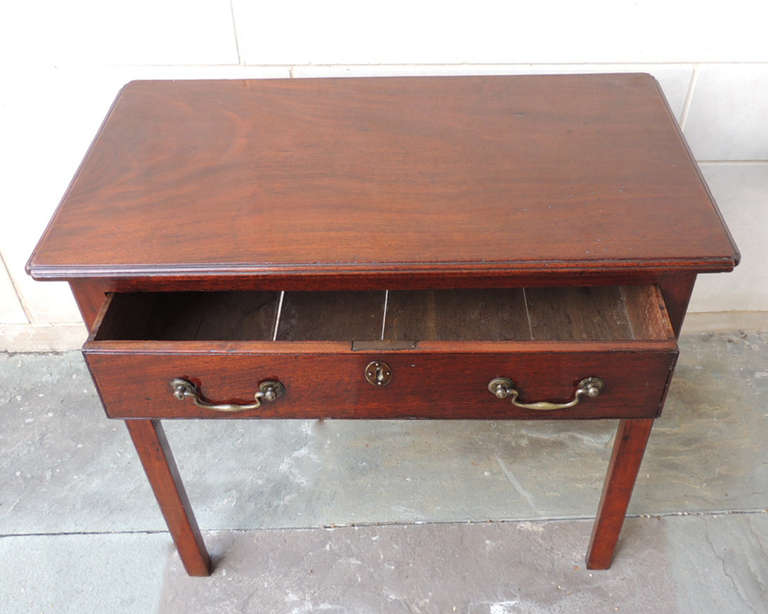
[27,75,738,576]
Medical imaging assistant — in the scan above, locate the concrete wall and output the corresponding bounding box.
[2,1,767,349]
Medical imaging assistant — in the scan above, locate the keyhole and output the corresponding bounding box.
[364,360,392,387]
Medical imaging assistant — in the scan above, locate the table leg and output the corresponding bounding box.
[126,419,211,576]
[586,418,654,569]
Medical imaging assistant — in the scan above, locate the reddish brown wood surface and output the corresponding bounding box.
[69,279,108,330]
[93,284,672,342]
[658,273,697,338]
[50,270,714,293]
[28,75,738,285]
[29,75,734,576]
[277,291,384,340]
[125,420,211,576]
[385,288,532,341]
[85,342,677,420]
[586,418,654,569]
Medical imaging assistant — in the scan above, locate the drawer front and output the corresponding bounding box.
[85,344,677,420]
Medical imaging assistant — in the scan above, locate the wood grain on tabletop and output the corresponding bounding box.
[28,74,738,284]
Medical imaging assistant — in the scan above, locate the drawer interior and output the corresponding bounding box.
[93,285,673,342]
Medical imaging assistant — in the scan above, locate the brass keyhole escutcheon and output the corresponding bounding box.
[364,360,392,387]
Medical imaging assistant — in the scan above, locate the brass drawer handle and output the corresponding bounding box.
[170,378,284,412]
[488,376,604,411]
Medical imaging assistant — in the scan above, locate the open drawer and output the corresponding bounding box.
[83,285,678,420]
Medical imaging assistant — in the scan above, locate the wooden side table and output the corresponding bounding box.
[27,74,739,576]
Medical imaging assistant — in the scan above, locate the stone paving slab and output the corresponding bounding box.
[1,331,767,612]
[0,532,169,614]
[5,513,762,614]
[156,514,766,614]
[1,332,767,535]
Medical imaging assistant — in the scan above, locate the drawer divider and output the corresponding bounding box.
[271,291,285,341]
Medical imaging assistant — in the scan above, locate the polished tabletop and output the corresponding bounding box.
[28,74,738,282]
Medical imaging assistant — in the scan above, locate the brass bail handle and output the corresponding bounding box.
[170,378,284,412]
[488,376,604,411]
